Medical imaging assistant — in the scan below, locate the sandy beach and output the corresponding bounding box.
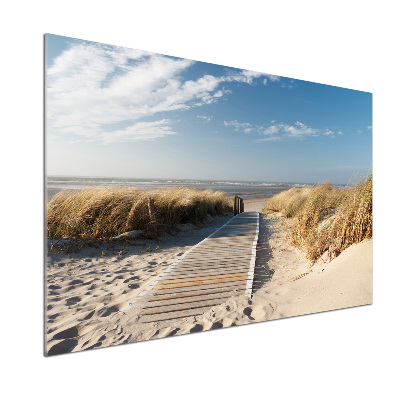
[46,196,372,355]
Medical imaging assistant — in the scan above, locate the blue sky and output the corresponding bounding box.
[46,34,372,185]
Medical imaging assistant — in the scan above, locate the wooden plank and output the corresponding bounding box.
[154,272,246,289]
[154,274,249,290]
[171,264,249,272]
[183,249,252,255]
[198,242,252,248]
[180,254,252,261]
[174,258,252,267]
[183,249,253,255]
[207,235,255,240]
[170,266,248,275]
[164,268,250,280]
[211,230,256,235]
[149,281,247,296]
[169,260,250,269]
[147,285,246,302]
[160,271,249,284]
[177,254,251,261]
[211,231,256,237]
[142,293,236,311]
[155,278,248,291]
[141,298,230,316]
[168,263,250,273]
[183,247,253,254]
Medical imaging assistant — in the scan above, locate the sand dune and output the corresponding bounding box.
[46,198,372,355]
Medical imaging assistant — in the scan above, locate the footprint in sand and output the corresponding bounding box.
[190,324,203,333]
[167,328,180,337]
[66,296,81,306]
[211,322,223,330]
[128,283,140,289]
[99,305,119,317]
[53,326,79,340]
[47,339,78,355]
[83,310,95,320]
[123,276,139,283]
[85,341,102,351]
[114,269,128,274]
[243,307,255,320]
[48,284,61,290]
[69,279,84,285]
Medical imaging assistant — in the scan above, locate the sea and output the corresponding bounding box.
[46,176,315,201]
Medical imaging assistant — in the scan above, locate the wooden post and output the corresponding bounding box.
[240,198,244,213]
[233,195,238,215]
[148,198,156,223]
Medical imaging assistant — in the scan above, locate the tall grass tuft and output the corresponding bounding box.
[323,174,372,260]
[263,175,372,263]
[264,187,315,217]
[47,186,232,239]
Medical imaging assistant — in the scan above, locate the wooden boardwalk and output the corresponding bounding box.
[122,211,260,324]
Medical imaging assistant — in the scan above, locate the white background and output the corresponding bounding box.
[1,1,399,399]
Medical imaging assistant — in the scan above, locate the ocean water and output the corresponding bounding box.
[46,176,314,201]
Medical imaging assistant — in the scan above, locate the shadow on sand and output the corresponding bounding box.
[252,214,275,294]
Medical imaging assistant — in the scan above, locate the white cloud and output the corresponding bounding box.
[233,70,264,84]
[47,40,283,143]
[258,136,281,142]
[224,119,342,140]
[197,115,212,123]
[223,120,254,134]
[267,74,281,82]
[263,125,280,135]
[101,119,176,143]
[226,70,280,86]
[278,123,318,137]
[48,45,197,139]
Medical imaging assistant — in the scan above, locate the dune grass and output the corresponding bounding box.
[263,187,315,217]
[47,186,232,239]
[263,175,372,263]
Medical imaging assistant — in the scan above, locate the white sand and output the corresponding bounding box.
[46,198,372,355]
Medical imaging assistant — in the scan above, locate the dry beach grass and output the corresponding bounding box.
[263,174,372,262]
[47,186,232,239]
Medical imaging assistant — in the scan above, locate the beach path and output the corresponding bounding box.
[122,211,260,325]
